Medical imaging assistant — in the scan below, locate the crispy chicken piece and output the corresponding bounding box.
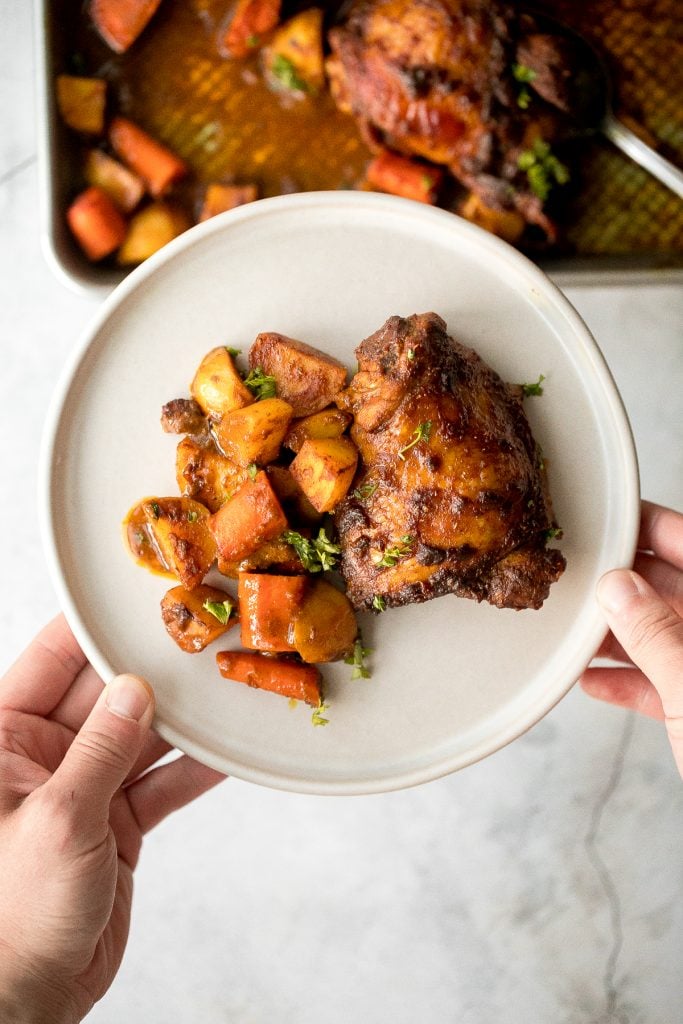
[334,313,565,611]
[327,0,576,239]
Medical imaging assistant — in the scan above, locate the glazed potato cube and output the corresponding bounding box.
[214,397,293,467]
[84,149,145,213]
[190,347,253,418]
[266,465,322,524]
[292,579,357,662]
[289,437,358,513]
[459,193,525,244]
[238,573,309,652]
[283,407,351,453]
[176,437,248,512]
[56,75,106,134]
[141,497,216,589]
[264,8,325,93]
[117,202,190,265]
[248,332,347,416]
[161,583,238,653]
[199,183,259,222]
[208,471,287,561]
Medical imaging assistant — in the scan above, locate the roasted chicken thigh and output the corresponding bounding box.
[334,313,565,611]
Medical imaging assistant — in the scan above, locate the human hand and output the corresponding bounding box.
[581,500,683,777]
[0,615,224,1024]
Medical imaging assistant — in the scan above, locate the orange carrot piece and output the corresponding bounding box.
[208,471,288,562]
[366,151,444,204]
[199,183,259,222]
[109,117,188,197]
[66,186,127,261]
[221,0,282,59]
[216,650,321,706]
[90,0,163,54]
[238,573,308,652]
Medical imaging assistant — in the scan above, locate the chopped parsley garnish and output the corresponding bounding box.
[202,598,234,625]
[150,501,161,519]
[271,54,309,93]
[187,509,199,522]
[344,635,372,680]
[512,63,537,110]
[243,366,277,400]
[225,346,242,358]
[420,174,435,191]
[518,139,570,202]
[282,527,341,573]
[372,595,387,613]
[372,535,414,568]
[311,699,330,726]
[398,421,432,460]
[247,463,258,481]
[519,374,545,397]
[544,526,562,541]
[407,347,415,361]
[246,33,260,48]
[352,481,378,501]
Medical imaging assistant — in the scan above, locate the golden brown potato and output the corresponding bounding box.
[292,579,358,662]
[263,8,325,94]
[84,149,145,213]
[56,75,107,134]
[459,193,525,244]
[117,202,191,265]
[176,437,248,512]
[248,332,347,416]
[139,497,216,589]
[217,537,303,578]
[190,347,253,419]
[283,407,352,453]
[266,465,323,524]
[214,397,293,467]
[161,583,238,653]
[290,437,358,513]
[199,183,259,222]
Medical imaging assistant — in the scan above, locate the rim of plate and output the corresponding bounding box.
[39,191,641,794]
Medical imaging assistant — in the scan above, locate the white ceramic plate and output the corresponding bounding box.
[40,192,640,795]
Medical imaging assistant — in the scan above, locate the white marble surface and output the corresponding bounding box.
[2,4,683,1022]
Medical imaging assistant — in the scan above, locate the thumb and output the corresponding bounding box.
[597,569,683,721]
[48,673,155,833]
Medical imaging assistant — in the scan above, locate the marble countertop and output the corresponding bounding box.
[2,4,683,1021]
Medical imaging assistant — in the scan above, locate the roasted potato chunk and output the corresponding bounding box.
[176,437,247,512]
[117,202,191,265]
[266,465,322,524]
[199,183,259,222]
[84,149,145,213]
[239,573,309,652]
[138,497,216,589]
[264,8,325,94]
[292,579,357,662]
[248,332,347,416]
[214,397,293,467]
[56,75,107,134]
[290,437,358,513]
[161,584,237,653]
[283,407,352,452]
[217,537,303,578]
[208,471,287,561]
[190,346,253,418]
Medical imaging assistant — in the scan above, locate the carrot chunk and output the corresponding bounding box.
[208,471,288,562]
[109,117,188,197]
[238,573,308,652]
[90,0,163,54]
[66,186,127,261]
[220,0,282,59]
[366,151,444,204]
[216,650,321,706]
[199,183,258,222]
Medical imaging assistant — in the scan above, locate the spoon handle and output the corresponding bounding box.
[603,112,683,199]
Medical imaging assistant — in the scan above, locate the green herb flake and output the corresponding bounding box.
[544,526,562,541]
[512,63,537,84]
[243,366,277,400]
[225,346,242,358]
[271,54,309,93]
[372,535,414,568]
[372,595,387,613]
[407,347,415,361]
[311,699,330,726]
[150,501,161,519]
[187,509,199,522]
[202,598,234,625]
[518,138,570,202]
[420,174,434,191]
[398,421,432,460]
[352,481,378,501]
[246,33,260,48]
[517,87,532,110]
[247,463,258,481]
[288,697,298,709]
[519,374,545,397]
[282,527,342,573]
[344,634,372,680]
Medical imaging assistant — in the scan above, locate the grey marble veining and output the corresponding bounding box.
[1,3,683,1021]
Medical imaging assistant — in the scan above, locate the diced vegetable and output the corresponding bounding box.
[56,75,106,134]
[90,0,164,54]
[248,332,347,416]
[161,398,206,435]
[283,407,351,453]
[217,537,303,577]
[161,583,237,653]
[238,573,308,652]
[109,116,188,197]
[266,465,322,523]
[366,151,444,204]
[289,436,358,513]
[66,186,127,261]
[264,8,325,93]
[190,346,253,418]
[214,396,293,467]
[176,437,247,512]
[208,471,287,561]
[292,579,357,662]
[459,192,525,244]
[84,149,145,213]
[216,650,321,706]
[220,0,282,59]
[199,183,258,222]
[139,496,216,589]
[117,202,190,264]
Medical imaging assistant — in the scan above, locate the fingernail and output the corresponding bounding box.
[597,569,644,615]
[106,674,153,721]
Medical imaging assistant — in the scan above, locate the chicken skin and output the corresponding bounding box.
[334,313,565,611]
